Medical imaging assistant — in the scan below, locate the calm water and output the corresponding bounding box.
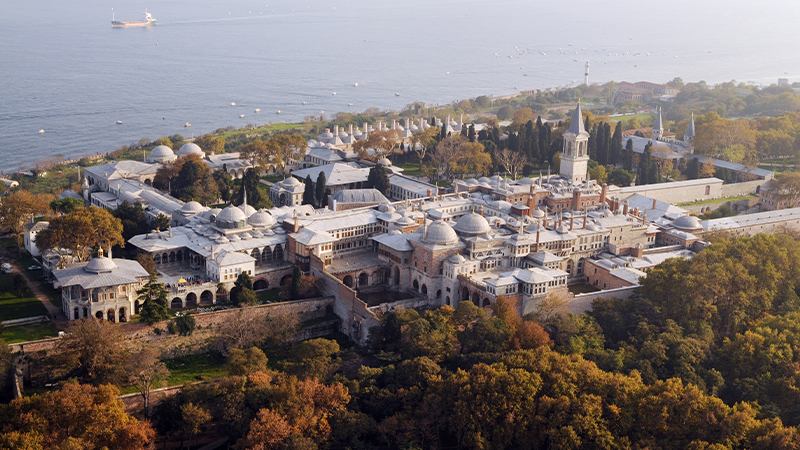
[2,0,799,169]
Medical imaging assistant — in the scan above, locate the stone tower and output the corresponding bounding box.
[560,102,590,183]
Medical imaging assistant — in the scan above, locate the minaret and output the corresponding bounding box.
[242,186,247,207]
[559,102,590,183]
[584,61,589,86]
[653,106,664,141]
[684,112,696,145]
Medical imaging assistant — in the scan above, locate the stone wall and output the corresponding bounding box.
[569,286,639,314]
[719,180,765,198]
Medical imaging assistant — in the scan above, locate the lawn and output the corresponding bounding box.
[0,322,58,344]
[164,353,229,386]
[677,194,756,207]
[0,274,47,321]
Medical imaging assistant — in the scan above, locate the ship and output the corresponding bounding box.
[111,11,156,28]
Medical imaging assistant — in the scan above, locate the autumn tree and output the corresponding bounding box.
[354,130,400,161]
[496,148,527,180]
[173,155,220,204]
[54,319,130,383]
[194,134,225,155]
[410,126,439,168]
[0,190,52,246]
[35,206,124,262]
[0,381,155,449]
[241,133,306,173]
[433,136,492,181]
[765,172,800,208]
[694,113,758,164]
[228,346,269,375]
[126,347,169,417]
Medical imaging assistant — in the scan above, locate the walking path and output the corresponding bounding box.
[12,263,62,321]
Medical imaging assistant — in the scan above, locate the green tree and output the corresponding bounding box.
[234,169,263,208]
[227,346,269,375]
[171,155,220,205]
[315,172,327,207]
[302,175,315,206]
[366,166,390,195]
[289,265,302,299]
[137,274,171,324]
[49,197,84,214]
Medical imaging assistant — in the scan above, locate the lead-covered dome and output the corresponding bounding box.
[454,212,491,236]
[215,205,247,228]
[248,210,275,228]
[239,203,257,218]
[423,220,459,246]
[148,145,176,163]
[673,215,702,231]
[85,257,118,274]
[180,201,204,215]
[177,142,205,158]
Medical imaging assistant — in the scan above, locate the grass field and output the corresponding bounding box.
[0,274,47,321]
[0,322,57,344]
[677,194,756,207]
[164,353,229,386]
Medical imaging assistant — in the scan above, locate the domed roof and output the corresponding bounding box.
[448,254,466,264]
[216,205,247,225]
[378,157,392,167]
[150,145,175,159]
[283,177,302,187]
[181,201,204,214]
[177,142,204,157]
[454,212,491,236]
[673,215,702,230]
[239,203,257,217]
[423,220,459,246]
[248,210,275,228]
[85,257,118,274]
[532,208,546,219]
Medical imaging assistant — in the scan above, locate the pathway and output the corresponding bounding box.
[11,263,62,321]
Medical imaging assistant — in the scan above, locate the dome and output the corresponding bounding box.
[378,157,392,167]
[181,201,204,214]
[532,208,546,219]
[239,203,257,217]
[85,257,118,274]
[448,254,466,264]
[248,210,275,228]
[283,177,302,187]
[478,177,490,183]
[215,205,247,228]
[453,212,491,236]
[149,145,176,162]
[177,142,204,158]
[423,220,459,246]
[673,215,702,230]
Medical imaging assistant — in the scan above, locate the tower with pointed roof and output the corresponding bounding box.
[560,102,590,183]
[683,112,696,150]
[653,106,664,141]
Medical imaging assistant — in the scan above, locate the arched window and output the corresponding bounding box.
[412,279,419,291]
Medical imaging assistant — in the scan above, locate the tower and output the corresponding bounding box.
[560,102,590,183]
[684,112,696,145]
[653,106,664,141]
[584,61,589,86]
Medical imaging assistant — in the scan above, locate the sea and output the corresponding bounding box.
[2,0,799,170]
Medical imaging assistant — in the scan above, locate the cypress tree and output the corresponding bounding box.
[315,172,327,207]
[302,175,315,205]
[468,124,477,142]
[367,166,390,195]
[610,122,623,165]
[639,142,652,185]
[623,138,634,171]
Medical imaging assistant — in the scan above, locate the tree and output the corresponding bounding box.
[49,197,84,215]
[765,172,800,208]
[302,175,315,206]
[353,130,400,161]
[171,313,196,336]
[512,107,535,127]
[173,155,220,204]
[410,127,439,169]
[496,149,527,180]
[366,166,390,195]
[54,319,130,384]
[433,136,491,180]
[136,252,157,276]
[588,161,608,184]
[238,287,258,306]
[114,201,150,241]
[36,206,124,262]
[610,121,623,165]
[137,274,171,324]
[0,381,155,449]
[233,168,264,208]
[694,114,757,164]
[194,135,225,155]
[607,167,635,187]
[214,309,268,354]
[315,172,327,207]
[289,265,302,299]
[623,138,634,171]
[0,190,52,246]
[214,169,234,202]
[281,338,341,380]
[126,347,169,417]
[180,402,212,448]
[228,346,269,375]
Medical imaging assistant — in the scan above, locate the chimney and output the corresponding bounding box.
[569,214,574,231]
[348,123,354,135]
[392,119,397,130]
[334,125,339,137]
[583,208,588,229]
[600,183,608,204]
[652,198,657,210]
[535,226,541,249]
[623,201,629,215]
[571,189,581,211]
